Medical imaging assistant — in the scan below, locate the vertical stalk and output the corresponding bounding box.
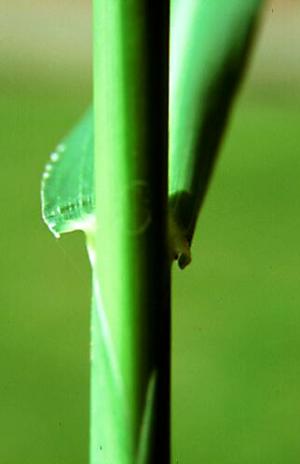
[92,2,169,463]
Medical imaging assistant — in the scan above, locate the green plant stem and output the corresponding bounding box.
[92,2,170,463]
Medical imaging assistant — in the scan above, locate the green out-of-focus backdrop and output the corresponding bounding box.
[1,1,300,462]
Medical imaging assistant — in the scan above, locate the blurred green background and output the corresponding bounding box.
[1,1,300,463]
